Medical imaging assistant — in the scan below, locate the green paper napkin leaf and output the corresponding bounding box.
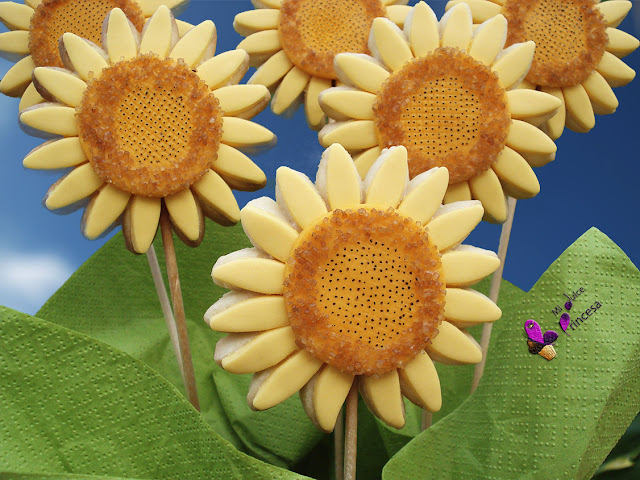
[0,307,308,480]
[382,228,640,480]
[36,222,322,468]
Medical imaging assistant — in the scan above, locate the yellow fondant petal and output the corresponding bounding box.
[361,370,405,429]
[234,9,280,36]
[596,0,631,28]
[364,147,408,208]
[221,117,275,149]
[276,167,328,229]
[397,167,449,225]
[206,292,289,332]
[214,84,270,119]
[0,54,34,96]
[507,89,562,124]
[216,326,298,374]
[468,14,507,66]
[540,87,565,141]
[165,188,203,243]
[0,30,29,55]
[446,0,502,23]
[191,169,241,225]
[249,350,323,410]
[426,321,482,364]
[582,71,618,115]
[241,197,299,262]
[443,181,471,204]
[386,4,412,28]
[139,6,178,59]
[104,8,139,63]
[60,33,108,81]
[0,2,34,30]
[398,350,441,412]
[123,196,160,254]
[25,0,41,8]
[441,245,500,287]
[440,3,473,51]
[175,20,193,37]
[137,0,189,17]
[82,185,130,239]
[251,0,282,9]
[427,201,484,252]
[301,365,354,433]
[20,103,78,136]
[19,82,45,111]
[317,143,362,210]
[444,287,502,327]
[212,249,285,294]
[197,50,249,90]
[354,146,382,179]
[305,76,331,130]
[212,143,267,191]
[319,86,375,120]
[563,84,595,133]
[491,41,535,90]
[605,27,639,58]
[272,66,310,115]
[469,168,507,223]
[23,137,86,170]
[506,119,557,168]
[318,120,378,150]
[170,20,216,68]
[44,163,102,209]
[369,17,413,71]
[404,2,439,60]
[492,146,540,198]
[596,51,635,87]
[334,53,390,94]
[33,67,86,107]
[237,30,281,67]
[248,50,293,89]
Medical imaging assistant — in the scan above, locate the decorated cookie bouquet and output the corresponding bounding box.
[0,0,639,479]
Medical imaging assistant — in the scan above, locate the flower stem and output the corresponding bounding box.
[470,197,518,393]
[159,209,200,411]
[335,408,344,480]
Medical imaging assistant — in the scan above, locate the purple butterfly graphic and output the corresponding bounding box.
[524,319,558,360]
[559,313,571,336]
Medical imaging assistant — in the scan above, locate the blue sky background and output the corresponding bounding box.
[0,0,638,314]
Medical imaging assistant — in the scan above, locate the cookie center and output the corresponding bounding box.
[29,0,145,68]
[504,0,607,87]
[279,0,385,79]
[283,208,445,376]
[373,48,511,183]
[77,56,223,198]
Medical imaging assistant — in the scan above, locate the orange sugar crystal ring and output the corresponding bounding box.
[207,144,502,432]
[19,6,275,254]
[0,0,192,109]
[319,2,559,224]
[233,0,412,129]
[446,0,638,138]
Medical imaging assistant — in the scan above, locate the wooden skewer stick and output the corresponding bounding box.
[146,245,184,377]
[343,379,359,480]
[159,209,200,411]
[421,410,432,431]
[335,408,345,480]
[470,197,518,393]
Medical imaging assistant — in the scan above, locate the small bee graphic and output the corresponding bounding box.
[524,319,558,361]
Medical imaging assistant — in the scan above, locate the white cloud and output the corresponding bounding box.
[0,252,74,315]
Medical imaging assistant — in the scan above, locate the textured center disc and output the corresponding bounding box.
[29,0,145,68]
[77,56,223,198]
[373,48,511,183]
[279,0,386,79]
[504,0,607,87]
[283,208,446,376]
